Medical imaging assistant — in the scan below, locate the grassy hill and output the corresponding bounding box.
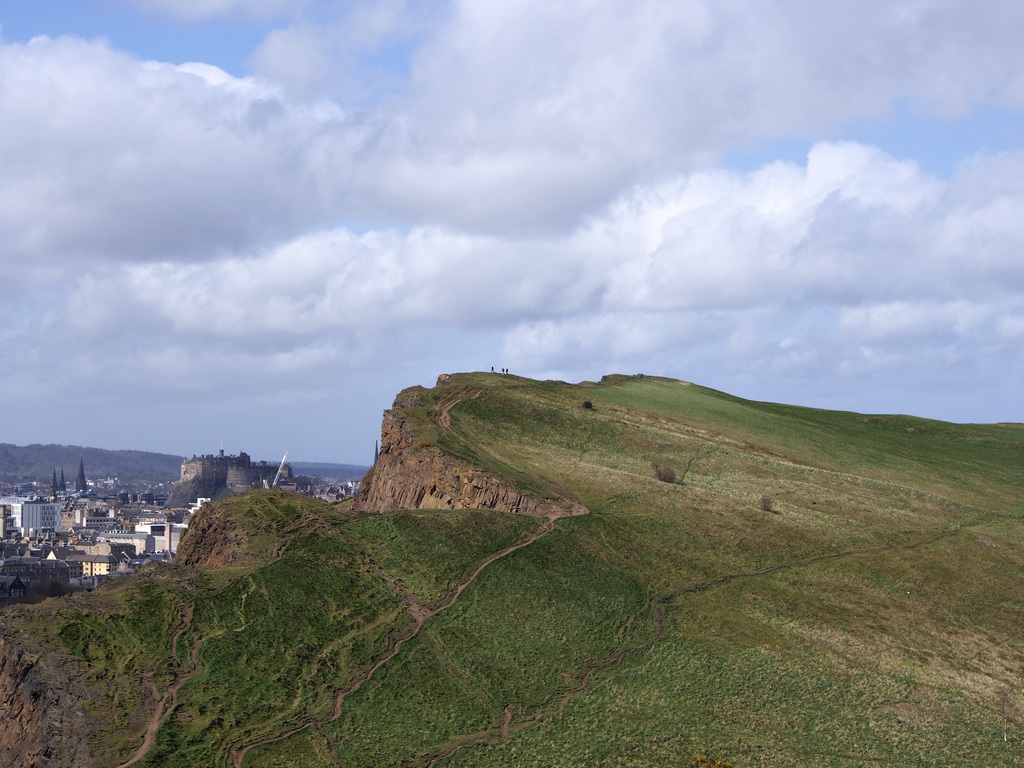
[3,372,1024,767]
[0,443,183,484]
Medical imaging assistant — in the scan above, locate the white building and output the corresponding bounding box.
[106,523,184,554]
[10,501,61,536]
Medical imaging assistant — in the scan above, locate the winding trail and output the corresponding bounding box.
[116,517,320,768]
[422,602,667,767]
[664,526,963,601]
[230,511,567,768]
[116,602,197,768]
[418,528,967,767]
[436,391,482,434]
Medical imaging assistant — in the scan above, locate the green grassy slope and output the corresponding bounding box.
[5,373,1024,767]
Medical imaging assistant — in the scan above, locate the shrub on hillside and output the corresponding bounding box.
[760,493,774,513]
[693,757,733,768]
[651,461,677,483]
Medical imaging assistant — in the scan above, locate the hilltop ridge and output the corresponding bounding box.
[0,444,183,484]
[356,375,587,518]
[1,373,1024,767]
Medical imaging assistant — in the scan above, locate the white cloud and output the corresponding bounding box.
[0,35,361,274]
[6,1,1024,458]
[53,141,1024,376]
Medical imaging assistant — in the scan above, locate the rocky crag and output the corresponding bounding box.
[0,613,151,768]
[356,379,587,519]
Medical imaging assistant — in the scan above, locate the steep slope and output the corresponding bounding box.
[356,378,586,518]
[2,372,1024,767]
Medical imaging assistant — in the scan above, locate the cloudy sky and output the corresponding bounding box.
[2,1,1024,465]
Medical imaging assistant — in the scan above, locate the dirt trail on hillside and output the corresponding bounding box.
[420,601,667,767]
[115,602,197,768]
[667,526,963,600]
[437,390,482,433]
[117,520,319,768]
[419,529,967,766]
[230,512,566,768]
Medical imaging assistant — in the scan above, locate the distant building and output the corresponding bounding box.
[0,575,26,601]
[178,450,292,492]
[66,554,117,577]
[76,458,88,493]
[9,501,61,536]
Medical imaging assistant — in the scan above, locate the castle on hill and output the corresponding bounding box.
[179,450,292,493]
[165,450,293,507]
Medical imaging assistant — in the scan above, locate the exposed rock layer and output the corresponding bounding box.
[0,636,47,768]
[357,389,587,519]
[0,628,117,768]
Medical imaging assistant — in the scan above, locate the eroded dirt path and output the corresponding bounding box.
[422,597,665,767]
[420,528,968,766]
[118,521,319,768]
[436,390,482,434]
[116,602,197,768]
[667,526,963,601]
[230,512,565,768]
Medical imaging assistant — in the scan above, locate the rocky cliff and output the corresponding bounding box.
[0,621,133,768]
[356,382,587,519]
[0,635,49,768]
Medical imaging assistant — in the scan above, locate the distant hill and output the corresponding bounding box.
[3,373,1024,767]
[289,462,368,481]
[0,443,183,484]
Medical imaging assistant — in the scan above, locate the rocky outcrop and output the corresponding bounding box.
[165,474,223,509]
[356,389,587,519]
[0,630,108,768]
[0,636,47,768]
[175,500,250,568]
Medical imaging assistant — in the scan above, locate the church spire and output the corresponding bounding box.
[76,457,88,493]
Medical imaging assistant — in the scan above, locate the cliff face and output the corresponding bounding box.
[0,630,107,768]
[356,389,587,519]
[0,636,47,768]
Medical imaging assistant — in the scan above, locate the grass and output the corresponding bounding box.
[4,372,1024,767]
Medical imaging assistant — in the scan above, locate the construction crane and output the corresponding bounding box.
[272,452,289,488]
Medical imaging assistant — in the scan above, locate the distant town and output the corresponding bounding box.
[0,450,364,603]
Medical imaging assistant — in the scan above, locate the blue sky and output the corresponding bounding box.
[0,1,272,74]
[2,0,1024,464]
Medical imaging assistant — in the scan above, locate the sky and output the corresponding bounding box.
[2,0,1024,465]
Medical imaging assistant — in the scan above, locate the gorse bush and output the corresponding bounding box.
[652,461,677,483]
[693,757,734,768]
